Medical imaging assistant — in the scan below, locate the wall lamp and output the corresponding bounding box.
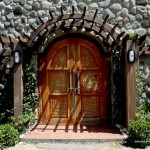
[128,49,135,63]
[14,51,21,64]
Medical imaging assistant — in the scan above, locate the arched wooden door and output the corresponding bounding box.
[38,38,110,125]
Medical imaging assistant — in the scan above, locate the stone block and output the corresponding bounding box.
[110,3,122,12]
[41,1,52,10]
[136,0,148,5]
[99,0,110,8]
[0,2,5,11]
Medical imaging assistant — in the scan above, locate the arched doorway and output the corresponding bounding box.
[38,38,111,125]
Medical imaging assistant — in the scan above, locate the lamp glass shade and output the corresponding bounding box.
[14,51,20,63]
[128,50,135,63]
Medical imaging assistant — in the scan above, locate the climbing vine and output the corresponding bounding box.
[23,63,38,114]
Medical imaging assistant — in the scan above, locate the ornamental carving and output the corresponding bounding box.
[81,71,99,93]
[50,96,68,118]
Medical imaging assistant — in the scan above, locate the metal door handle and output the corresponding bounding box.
[69,68,73,94]
[76,68,80,94]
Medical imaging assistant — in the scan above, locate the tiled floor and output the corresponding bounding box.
[22,125,124,140]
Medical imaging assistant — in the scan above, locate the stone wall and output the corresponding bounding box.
[0,0,149,105]
[139,56,150,103]
[0,0,149,45]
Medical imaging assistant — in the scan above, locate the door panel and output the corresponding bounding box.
[50,95,68,118]
[38,38,110,125]
[80,71,100,93]
[48,71,68,93]
[80,46,98,68]
[82,95,100,118]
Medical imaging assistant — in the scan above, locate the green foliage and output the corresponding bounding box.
[136,70,145,97]
[10,63,37,135]
[124,113,150,148]
[129,33,136,39]
[0,74,13,124]
[15,112,35,134]
[120,69,150,148]
[23,63,37,113]
[136,69,150,113]
[0,62,37,147]
[0,124,20,148]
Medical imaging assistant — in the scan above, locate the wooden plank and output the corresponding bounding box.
[93,9,98,21]
[60,7,64,16]
[72,6,74,15]
[38,16,44,24]
[44,21,113,46]
[99,15,109,34]
[13,43,23,119]
[83,7,86,16]
[138,34,146,46]
[125,40,137,128]
[28,13,121,46]
[29,24,36,31]
[49,11,53,19]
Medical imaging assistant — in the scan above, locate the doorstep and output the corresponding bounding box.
[21,125,124,143]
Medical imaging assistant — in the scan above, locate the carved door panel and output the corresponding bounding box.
[39,38,108,125]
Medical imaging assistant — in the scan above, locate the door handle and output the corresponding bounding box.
[69,68,73,94]
[76,68,80,94]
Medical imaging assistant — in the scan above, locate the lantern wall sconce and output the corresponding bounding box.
[128,49,135,63]
[14,51,21,64]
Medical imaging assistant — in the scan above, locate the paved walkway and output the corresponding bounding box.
[5,142,150,150]
[4,125,150,150]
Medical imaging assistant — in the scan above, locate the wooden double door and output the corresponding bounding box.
[39,38,110,125]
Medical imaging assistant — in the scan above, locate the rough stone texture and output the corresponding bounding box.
[139,56,150,102]
[137,0,148,5]
[77,2,88,10]
[120,8,128,18]
[89,3,98,10]
[135,28,146,36]
[103,9,115,19]
[110,3,122,12]
[0,2,5,11]
[0,2,150,110]
[137,6,147,13]
[3,0,12,5]
[20,0,26,6]
[129,6,136,15]
[132,22,141,29]
[122,0,129,8]
[130,0,135,8]
[0,0,149,42]
[13,5,23,15]
[32,2,40,10]
[41,1,52,10]
[99,0,110,8]
[135,14,143,22]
